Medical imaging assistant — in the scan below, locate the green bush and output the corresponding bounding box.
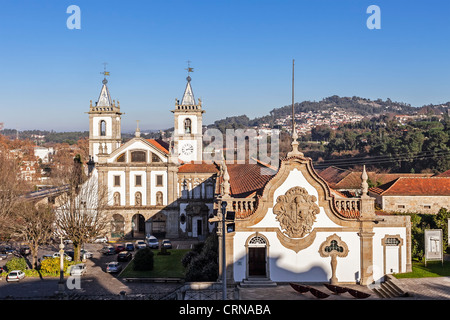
[133,247,154,271]
[5,257,27,272]
[39,257,73,275]
[184,234,218,281]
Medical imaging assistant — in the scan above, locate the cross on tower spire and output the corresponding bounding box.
[100,62,110,84]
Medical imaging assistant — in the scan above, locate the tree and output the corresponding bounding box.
[54,157,109,263]
[9,202,55,268]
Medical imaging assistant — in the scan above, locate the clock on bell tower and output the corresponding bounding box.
[171,70,204,163]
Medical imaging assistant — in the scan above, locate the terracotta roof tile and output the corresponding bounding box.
[146,139,169,154]
[436,169,450,177]
[226,163,277,198]
[178,162,220,173]
[369,177,450,196]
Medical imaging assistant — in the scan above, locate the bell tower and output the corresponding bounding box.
[88,69,122,162]
[172,66,204,163]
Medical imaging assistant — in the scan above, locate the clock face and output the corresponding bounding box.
[181,143,194,155]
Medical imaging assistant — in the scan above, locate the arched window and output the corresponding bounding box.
[100,120,106,136]
[184,118,192,134]
[131,150,146,162]
[116,153,126,163]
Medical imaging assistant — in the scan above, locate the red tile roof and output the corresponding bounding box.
[436,169,450,177]
[226,163,277,198]
[178,161,220,173]
[146,139,169,154]
[369,177,450,196]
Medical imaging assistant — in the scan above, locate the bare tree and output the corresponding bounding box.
[53,156,109,263]
[9,202,55,268]
[0,150,32,237]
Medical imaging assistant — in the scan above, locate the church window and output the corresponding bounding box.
[131,151,146,162]
[184,118,192,134]
[135,175,142,187]
[156,175,163,187]
[181,180,188,199]
[151,153,161,162]
[114,175,121,187]
[206,181,214,199]
[324,240,344,253]
[116,153,126,162]
[385,238,401,246]
[100,120,106,136]
[249,236,267,247]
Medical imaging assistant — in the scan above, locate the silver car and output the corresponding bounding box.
[106,261,122,273]
[6,270,25,282]
[69,263,87,276]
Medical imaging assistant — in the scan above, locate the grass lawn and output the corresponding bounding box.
[119,249,189,278]
[394,260,450,279]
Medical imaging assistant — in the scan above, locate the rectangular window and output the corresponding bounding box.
[135,175,142,187]
[397,205,405,209]
[156,175,163,187]
[114,175,121,187]
[424,205,431,209]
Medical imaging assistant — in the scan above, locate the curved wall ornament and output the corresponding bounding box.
[273,186,320,238]
[319,234,349,284]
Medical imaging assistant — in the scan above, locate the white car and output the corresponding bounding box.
[147,236,159,249]
[135,240,147,249]
[94,236,108,243]
[80,249,93,259]
[53,252,72,261]
[6,270,25,282]
[69,263,87,276]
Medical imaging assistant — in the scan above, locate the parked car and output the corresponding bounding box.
[94,236,108,243]
[69,263,87,276]
[106,261,122,273]
[101,245,115,255]
[115,244,125,253]
[125,242,134,251]
[0,253,7,260]
[6,270,25,282]
[80,249,93,259]
[63,239,73,245]
[42,254,53,260]
[162,239,172,249]
[117,251,132,262]
[0,245,14,255]
[147,236,159,249]
[135,240,147,249]
[53,252,72,261]
[20,246,31,256]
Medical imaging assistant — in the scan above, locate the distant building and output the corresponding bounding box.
[34,146,54,164]
[369,177,450,213]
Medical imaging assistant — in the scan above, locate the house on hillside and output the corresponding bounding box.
[368,177,450,213]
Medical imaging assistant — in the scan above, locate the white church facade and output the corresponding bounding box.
[85,71,412,286]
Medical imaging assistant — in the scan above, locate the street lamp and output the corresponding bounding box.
[221,201,227,300]
[57,236,65,294]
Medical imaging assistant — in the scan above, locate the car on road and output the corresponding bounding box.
[0,253,7,260]
[101,245,115,255]
[125,242,134,251]
[162,239,172,249]
[115,244,125,253]
[0,245,14,255]
[20,246,30,256]
[117,251,132,262]
[69,263,87,276]
[53,252,72,261]
[80,249,93,259]
[64,239,73,245]
[135,240,147,249]
[106,261,122,273]
[6,270,25,282]
[147,236,159,249]
[94,236,108,243]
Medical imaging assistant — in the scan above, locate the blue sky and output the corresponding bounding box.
[1,0,450,132]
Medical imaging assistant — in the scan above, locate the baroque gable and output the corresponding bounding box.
[99,138,169,164]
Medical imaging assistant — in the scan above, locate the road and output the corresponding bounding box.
[0,242,185,300]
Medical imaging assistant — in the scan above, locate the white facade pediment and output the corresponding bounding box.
[105,138,168,164]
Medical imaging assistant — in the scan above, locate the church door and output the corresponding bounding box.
[247,235,268,278]
[249,247,266,276]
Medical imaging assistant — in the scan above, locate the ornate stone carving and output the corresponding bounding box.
[273,186,320,238]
